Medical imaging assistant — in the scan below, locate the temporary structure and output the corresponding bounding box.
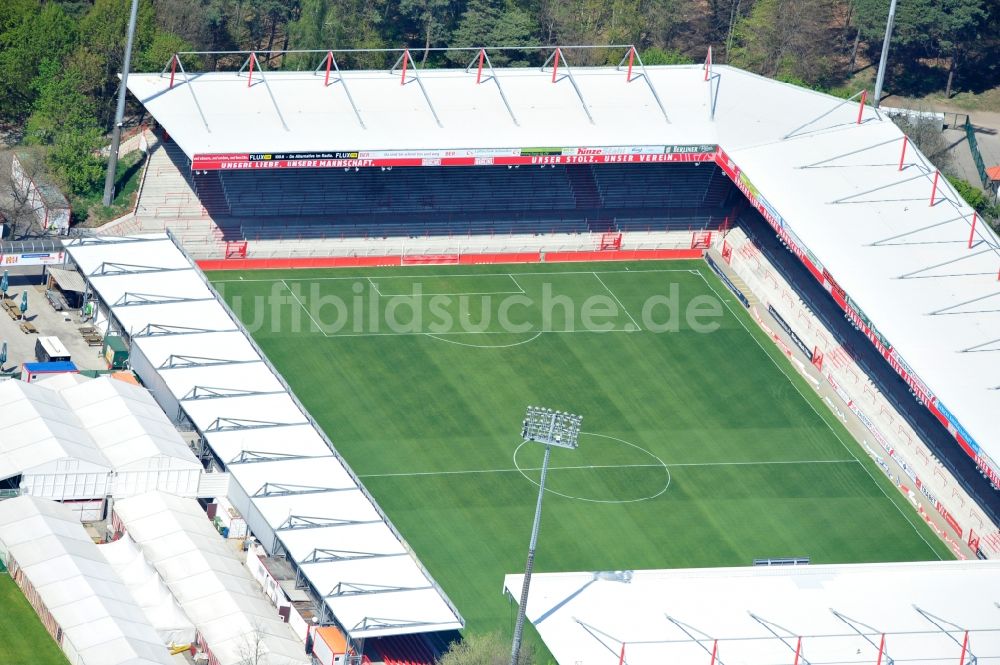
[98,535,196,646]
[0,496,173,665]
[113,491,309,665]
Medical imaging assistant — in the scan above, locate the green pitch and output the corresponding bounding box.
[209,261,949,645]
[0,574,68,665]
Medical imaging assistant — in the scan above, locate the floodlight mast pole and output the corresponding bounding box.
[102,0,140,206]
[509,443,551,665]
[872,0,899,108]
[509,407,581,665]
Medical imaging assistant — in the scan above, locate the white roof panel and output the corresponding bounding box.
[181,392,309,431]
[504,561,1000,665]
[134,331,263,369]
[90,269,215,307]
[228,455,357,495]
[112,299,237,337]
[66,235,190,275]
[162,362,287,402]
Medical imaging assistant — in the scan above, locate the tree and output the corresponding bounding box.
[729,0,845,86]
[449,0,539,65]
[0,150,47,240]
[24,62,98,146]
[852,0,988,97]
[48,127,105,197]
[399,0,454,64]
[438,632,536,665]
[891,115,954,174]
[0,2,77,123]
[75,0,157,125]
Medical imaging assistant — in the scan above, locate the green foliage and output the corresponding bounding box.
[946,175,999,218]
[729,0,842,86]
[449,0,540,65]
[134,32,198,73]
[438,633,535,665]
[0,2,77,123]
[24,62,98,145]
[49,127,105,196]
[641,47,694,65]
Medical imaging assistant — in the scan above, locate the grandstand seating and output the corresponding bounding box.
[592,163,731,208]
[372,634,436,665]
[185,161,736,240]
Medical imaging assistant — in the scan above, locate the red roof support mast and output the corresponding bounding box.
[551,47,560,83]
[401,48,409,85]
[324,51,333,86]
[247,52,255,88]
[626,46,635,82]
[476,49,485,84]
[169,54,177,89]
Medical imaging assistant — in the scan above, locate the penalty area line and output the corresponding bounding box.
[281,279,328,338]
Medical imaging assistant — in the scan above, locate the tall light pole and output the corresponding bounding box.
[102,0,141,206]
[872,0,899,108]
[509,406,582,665]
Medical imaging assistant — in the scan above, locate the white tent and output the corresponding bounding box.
[60,376,203,497]
[113,491,309,665]
[0,379,111,501]
[0,375,205,503]
[98,535,196,646]
[0,496,174,665]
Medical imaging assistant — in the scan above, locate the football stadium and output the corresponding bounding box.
[2,45,1000,665]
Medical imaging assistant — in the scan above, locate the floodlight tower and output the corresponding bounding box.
[872,0,899,108]
[509,406,582,665]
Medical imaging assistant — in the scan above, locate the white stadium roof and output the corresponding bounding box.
[0,496,173,665]
[64,235,464,639]
[125,59,1000,483]
[504,561,1000,665]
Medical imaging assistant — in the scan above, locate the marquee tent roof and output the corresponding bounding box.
[0,375,199,484]
[60,377,200,471]
[64,234,464,639]
[503,560,1000,665]
[113,491,308,665]
[123,61,1000,484]
[0,379,111,481]
[98,536,196,646]
[0,496,173,665]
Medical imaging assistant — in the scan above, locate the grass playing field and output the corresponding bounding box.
[209,260,950,652]
[0,574,68,665]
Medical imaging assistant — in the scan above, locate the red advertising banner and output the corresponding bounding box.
[191,145,718,171]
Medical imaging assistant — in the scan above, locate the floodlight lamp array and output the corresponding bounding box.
[521,406,582,449]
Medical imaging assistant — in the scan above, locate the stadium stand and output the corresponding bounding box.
[185,161,734,240]
[372,634,436,665]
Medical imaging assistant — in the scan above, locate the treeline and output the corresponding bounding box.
[0,0,997,198]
